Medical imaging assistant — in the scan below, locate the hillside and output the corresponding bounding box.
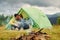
[47,12,60,24]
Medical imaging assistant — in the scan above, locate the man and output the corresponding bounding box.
[11,14,30,30]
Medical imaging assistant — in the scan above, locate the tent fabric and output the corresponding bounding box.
[5,17,15,30]
[6,7,52,30]
[18,7,52,29]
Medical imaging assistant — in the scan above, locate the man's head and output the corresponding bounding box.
[14,14,23,20]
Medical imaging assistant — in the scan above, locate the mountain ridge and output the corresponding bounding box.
[47,12,60,24]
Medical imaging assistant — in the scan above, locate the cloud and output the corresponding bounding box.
[21,0,60,7]
[0,0,60,7]
[0,1,24,15]
[0,0,60,15]
[22,4,60,15]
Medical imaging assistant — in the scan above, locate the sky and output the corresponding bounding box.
[0,0,60,15]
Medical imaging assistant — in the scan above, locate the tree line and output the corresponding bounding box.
[57,16,60,25]
[0,14,12,26]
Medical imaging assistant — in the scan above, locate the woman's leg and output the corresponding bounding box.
[11,25,17,30]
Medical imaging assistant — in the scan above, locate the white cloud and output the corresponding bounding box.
[22,4,60,15]
[34,6,60,15]
[22,4,31,7]
[0,0,60,15]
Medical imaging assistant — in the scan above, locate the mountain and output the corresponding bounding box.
[47,12,60,24]
[54,12,60,16]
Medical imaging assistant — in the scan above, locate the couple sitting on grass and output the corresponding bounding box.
[6,14,33,30]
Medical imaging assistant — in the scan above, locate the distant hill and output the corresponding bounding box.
[47,12,60,24]
[54,12,60,16]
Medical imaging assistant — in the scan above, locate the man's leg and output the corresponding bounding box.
[23,24,29,30]
[18,27,21,30]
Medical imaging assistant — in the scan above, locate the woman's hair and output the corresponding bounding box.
[20,14,23,18]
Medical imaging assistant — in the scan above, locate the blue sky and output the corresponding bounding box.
[0,0,60,15]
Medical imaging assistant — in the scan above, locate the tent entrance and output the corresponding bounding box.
[18,9,40,29]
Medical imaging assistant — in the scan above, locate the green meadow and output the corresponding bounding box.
[0,25,60,40]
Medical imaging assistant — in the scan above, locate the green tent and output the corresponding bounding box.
[6,7,52,30]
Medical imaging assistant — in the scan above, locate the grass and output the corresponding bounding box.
[42,25,60,40]
[0,25,60,40]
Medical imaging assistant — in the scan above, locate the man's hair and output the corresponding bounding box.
[20,14,23,18]
[14,14,19,17]
[14,14,23,18]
